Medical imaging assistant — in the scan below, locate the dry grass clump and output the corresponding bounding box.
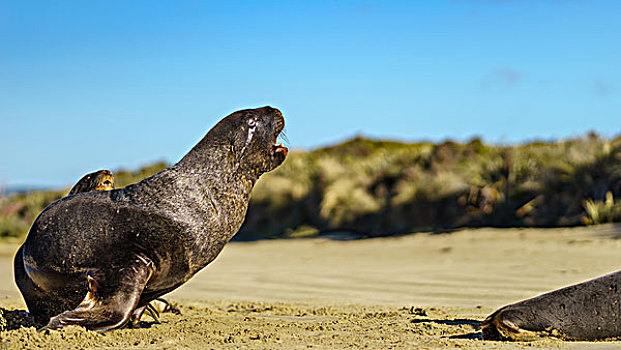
[583,192,621,225]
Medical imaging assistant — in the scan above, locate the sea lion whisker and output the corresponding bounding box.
[278,128,290,146]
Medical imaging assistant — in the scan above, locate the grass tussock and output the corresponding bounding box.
[583,191,621,225]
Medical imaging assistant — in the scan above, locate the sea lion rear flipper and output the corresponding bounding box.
[14,246,71,326]
[41,257,153,332]
[147,298,180,315]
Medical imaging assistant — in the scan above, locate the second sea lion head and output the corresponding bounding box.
[90,170,115,191]
[68,170,115,195]
[209,106,288,178]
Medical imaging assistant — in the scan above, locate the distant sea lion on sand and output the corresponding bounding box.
[14,106,288,331]
[68,170,115,195]
[481,271,621,341]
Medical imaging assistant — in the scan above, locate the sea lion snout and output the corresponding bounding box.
[255,105,284,127]
[258,105,283,116]
[263,106,285,133]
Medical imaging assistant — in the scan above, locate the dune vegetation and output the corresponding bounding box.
[1,134,621,241]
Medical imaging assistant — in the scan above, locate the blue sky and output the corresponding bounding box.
[1,1,620,187]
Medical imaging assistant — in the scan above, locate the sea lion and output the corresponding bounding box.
[68,170,114,195]
[14,106,288,331]
[480,271,621,341]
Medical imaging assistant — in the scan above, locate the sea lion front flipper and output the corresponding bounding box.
[41,257,153,332]
[127,304,151,328]
[479,306,546,341]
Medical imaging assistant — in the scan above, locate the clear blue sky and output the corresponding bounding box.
[1,1,620,187]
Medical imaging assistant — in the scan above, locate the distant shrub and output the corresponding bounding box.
[0,190,64,238]
[0,214,28,238]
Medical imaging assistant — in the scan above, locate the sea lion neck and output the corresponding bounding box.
[173,134,257,186]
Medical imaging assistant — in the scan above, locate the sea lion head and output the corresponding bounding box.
[90,170,115,191]
[208,106,288,178]
[68,170,115,195]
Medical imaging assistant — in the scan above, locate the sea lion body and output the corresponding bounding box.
[14,106,288,331]
[481,271,621,341]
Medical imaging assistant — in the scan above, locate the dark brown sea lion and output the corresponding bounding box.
[480,271,621,341]
[14,106,288,331]
[68,170,114,195]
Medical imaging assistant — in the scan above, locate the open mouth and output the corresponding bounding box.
[272,142,288,158]
[272,113,288,158]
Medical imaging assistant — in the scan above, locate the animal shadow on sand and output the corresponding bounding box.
[410,318,484,340]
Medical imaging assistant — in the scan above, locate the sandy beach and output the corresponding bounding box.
[2,225,621,349]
